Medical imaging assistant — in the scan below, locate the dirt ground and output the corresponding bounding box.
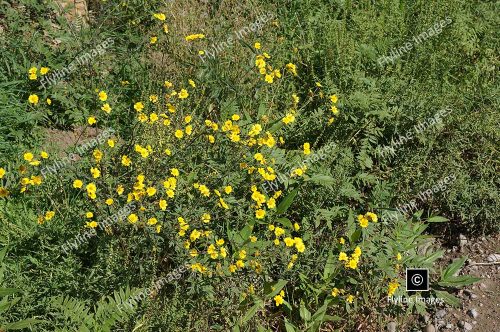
[435,233,500,331]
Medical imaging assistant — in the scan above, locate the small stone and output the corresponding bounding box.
[468,308,478,318]
[458,321,473,331]
[473,321,477,324]
[464,290,478,299]
[459,234,468,247]
[479,303,483,307]
[436,309,447,319]
[424,314,430,323]
[446,323,453,329]
[486,254,500,262]
[424,324,436,332]
[387,321,397,332]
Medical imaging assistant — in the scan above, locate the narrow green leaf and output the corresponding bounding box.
[264,280,288,298]
[323,251,335,280]
[427,216,448,223]
[307,175,335,186]
[3,318,44,330]
[299,301,311,322]
[284,319,297,332]
[276,217,293,229]
[441,257,467,280]
[434,290,460,307]
[438,275,481,287]
[276,188,299,214]
[242,300,263,324]
[0,288,20,297]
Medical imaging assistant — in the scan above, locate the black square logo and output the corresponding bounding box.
[406,268,429,291]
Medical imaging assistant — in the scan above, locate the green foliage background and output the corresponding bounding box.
[0,0,497,331]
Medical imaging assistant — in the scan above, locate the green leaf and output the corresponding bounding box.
[0,288,20,297]
[299,302,311,322]
[434,290,460,307]
[264,280,288,298]
[234,220,255,245]
[346,210,355,240]
[441,257,467,280]
[349,229,361,244]
[276,188,299,214]
[307,175,335,186]
[0,246,8,263]
[284,319,297,332]
[276,217,293,229]
[426,216,448,223]
[269,119,284,133]
[3,318,44,330]
[323,251,335,280]
[414,250,444,267]
[438,275,481,287]
[241,300,263,324]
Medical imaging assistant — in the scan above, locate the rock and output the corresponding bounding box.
[387,321,397,332]
[458,321,473,331]
[468,308,478,318]
[459,234,468,247]
[424,324,436,332]
[436,309,447,318]
[446,323,453,329]
[464,290,478,299]
[486,253,500,262]
[479,303,483,307]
